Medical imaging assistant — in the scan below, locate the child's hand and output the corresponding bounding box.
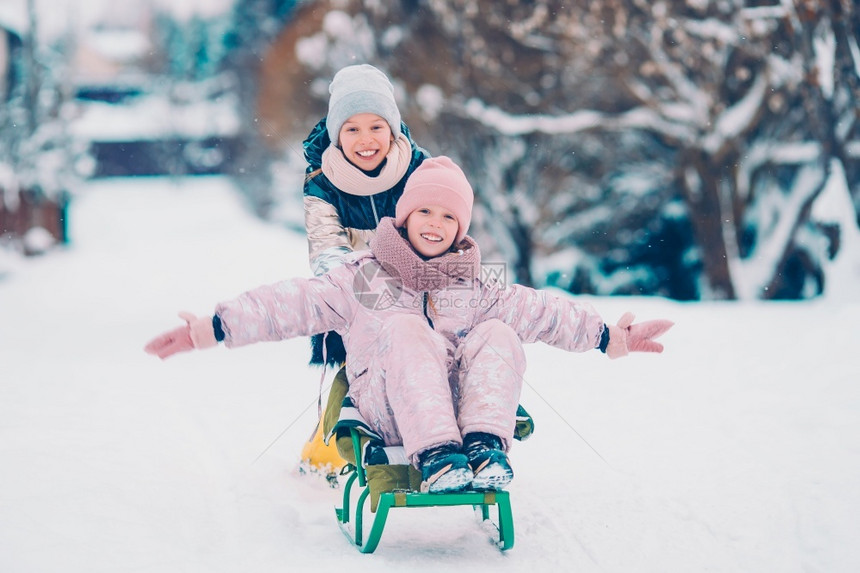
[606,312,674,359]
[144,312,217,360]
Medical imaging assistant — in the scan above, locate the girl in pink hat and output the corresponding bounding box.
[145,157,673,494]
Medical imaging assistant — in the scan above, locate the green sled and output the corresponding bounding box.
[324,367,532,553]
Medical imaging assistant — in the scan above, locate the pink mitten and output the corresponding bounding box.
[606,312,674,360]
[144,312,217,360]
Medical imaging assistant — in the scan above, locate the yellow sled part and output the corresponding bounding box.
[301,411,347,474]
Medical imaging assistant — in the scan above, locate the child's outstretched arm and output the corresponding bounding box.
[144,312,220,360]
[479,281,673,358]
[144,267,358,360]
[604,312,674,359]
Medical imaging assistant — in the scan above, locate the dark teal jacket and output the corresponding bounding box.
[302,118,429,365]
[303,118,428,236]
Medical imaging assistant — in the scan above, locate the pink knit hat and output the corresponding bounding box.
[394,156,474,244]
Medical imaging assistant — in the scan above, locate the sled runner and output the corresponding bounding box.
[322,368,533,553]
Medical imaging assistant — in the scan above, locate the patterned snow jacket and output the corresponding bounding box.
[216,219,607,411]
[303,118,428,365]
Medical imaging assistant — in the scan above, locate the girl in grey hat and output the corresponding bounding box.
[299,65,431,478]
[303,64,430,367]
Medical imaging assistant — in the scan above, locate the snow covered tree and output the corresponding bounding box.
[256,0,860,300]
[439,0,860,300]
[0,0,87,253]
[593,0,860,300]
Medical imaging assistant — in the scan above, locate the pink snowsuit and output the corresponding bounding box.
[216,219,605,464]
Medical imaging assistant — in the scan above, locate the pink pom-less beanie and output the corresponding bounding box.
[395,156,474,244]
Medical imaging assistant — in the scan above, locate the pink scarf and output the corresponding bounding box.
[370,218,482,291]
[321,135,413,196]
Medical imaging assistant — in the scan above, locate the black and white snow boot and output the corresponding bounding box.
[464,432,514,491]
[418,444,472,493]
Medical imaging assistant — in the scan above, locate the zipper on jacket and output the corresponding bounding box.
[422,292,435,329]
[369,195,380,225]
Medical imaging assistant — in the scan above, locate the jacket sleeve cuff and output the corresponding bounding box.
[598,324,609,353]
[212,315,225,342]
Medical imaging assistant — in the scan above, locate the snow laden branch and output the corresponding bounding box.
[733,163,823,300]
[701,74,768,155]
[458,99,695,142]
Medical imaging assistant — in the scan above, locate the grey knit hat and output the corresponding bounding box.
[326,64,402,144]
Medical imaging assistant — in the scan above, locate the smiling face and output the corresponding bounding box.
[337,113,393,171]
[404,205,460,258]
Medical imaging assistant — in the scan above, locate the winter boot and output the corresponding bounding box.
[418,444,472,493]
[464,432,514,491]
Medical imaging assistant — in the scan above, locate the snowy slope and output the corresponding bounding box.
[1,177,859,572]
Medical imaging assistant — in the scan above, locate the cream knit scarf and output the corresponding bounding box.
[321,135,413,196]
[370,218,482,291]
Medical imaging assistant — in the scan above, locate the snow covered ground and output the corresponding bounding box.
[2,176,859,572]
